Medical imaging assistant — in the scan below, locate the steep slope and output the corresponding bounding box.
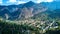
[0,1,60,20]
[0,1,47,20]
[32,9,60,21]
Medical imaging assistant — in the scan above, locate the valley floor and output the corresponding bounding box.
[0,18,60,34]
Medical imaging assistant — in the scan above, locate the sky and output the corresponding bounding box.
[0,0,59,5]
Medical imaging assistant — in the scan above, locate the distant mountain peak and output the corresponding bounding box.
[22,1,35,7]
[27,1,34,3]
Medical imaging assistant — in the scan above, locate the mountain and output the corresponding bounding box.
[22,1,35,8]
[32,9,60,21]
[40,1,60,10]
[0,1,60,20]
[48,9,60,19]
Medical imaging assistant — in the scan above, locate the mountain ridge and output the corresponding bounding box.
[0,1,60,20]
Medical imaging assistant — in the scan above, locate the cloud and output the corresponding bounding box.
[0,0,2,4]
[36,0,53,3]
[6,0,26,4]
[36,0,44,3]
[45,0,53,2]
[17,1,26,4]
[8,0,16,3]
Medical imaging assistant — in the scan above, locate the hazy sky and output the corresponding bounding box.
[0,0,59,5]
